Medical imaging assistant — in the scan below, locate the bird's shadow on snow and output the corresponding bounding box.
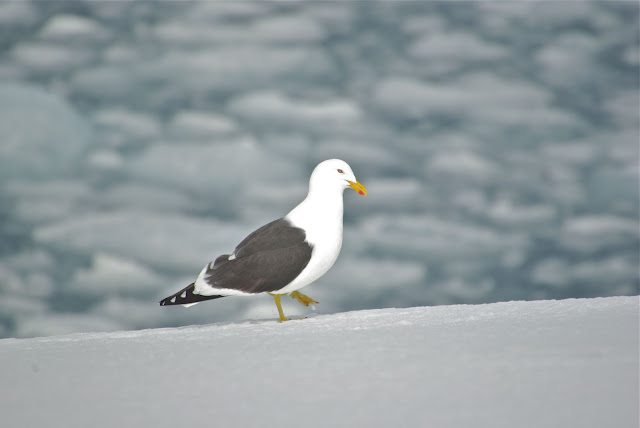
[167,312,325,332]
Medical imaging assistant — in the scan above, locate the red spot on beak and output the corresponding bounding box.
[358,190,365,195]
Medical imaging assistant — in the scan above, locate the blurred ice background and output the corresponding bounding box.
[0,1,637,338]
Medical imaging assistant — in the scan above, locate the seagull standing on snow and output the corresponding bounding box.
[159,159,367,321]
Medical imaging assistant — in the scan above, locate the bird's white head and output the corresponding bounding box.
[308,159,367,197]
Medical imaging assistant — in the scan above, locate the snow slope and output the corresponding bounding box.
[0,296,637,428]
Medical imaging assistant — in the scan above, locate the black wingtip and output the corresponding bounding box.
[159,282,225,307]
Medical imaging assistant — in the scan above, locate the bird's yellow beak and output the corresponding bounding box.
[347,180,367,196]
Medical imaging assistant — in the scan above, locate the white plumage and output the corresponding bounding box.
[276,159,358,294]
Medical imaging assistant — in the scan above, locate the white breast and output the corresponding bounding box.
[276,190,344,294]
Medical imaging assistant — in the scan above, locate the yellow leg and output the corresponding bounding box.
[289,290,318,307]
[270,293,288,322]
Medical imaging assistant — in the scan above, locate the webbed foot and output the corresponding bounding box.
[289,290,318,307]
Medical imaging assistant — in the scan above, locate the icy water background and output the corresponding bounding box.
[0,1,638,338]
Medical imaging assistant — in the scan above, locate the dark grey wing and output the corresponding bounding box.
[202,218,313,294]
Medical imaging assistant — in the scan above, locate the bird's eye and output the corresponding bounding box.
[337,169,344,174]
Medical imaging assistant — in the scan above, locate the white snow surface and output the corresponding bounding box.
[0,296,637,428]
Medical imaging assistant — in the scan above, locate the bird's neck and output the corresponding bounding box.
[286,188,344,232]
